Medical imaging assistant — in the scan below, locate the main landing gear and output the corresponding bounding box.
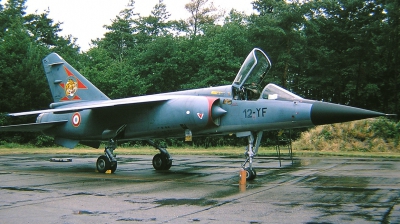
[96,139,118,173]
[241,131,263,180]
[95,139,172,174]
[147,140,172,170]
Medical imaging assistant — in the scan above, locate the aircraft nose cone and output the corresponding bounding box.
[310,101,386,125]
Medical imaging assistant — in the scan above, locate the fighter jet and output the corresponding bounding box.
[0,48,387,180]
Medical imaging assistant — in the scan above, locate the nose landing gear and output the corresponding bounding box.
[241,131,263,180]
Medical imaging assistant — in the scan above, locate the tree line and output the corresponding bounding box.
[0,0,398,147]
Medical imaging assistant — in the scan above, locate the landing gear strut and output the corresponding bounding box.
[241,131,263,180]
[96,139,118,173]
[147,140,172,170]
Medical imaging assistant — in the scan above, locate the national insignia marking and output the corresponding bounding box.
[72,112,81,127]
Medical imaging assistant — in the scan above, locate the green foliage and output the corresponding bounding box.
[32,135,55,147]
[0,140,24,148]
[371,117,400,145]
[0,0,80,143]
[293,118,400,152]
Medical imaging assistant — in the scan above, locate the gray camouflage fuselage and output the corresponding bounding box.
[37,85,314,142]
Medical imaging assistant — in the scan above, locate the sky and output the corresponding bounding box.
[17,0,256,51]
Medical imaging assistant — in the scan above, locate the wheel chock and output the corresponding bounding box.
[239,169,246,185]
[105,170,112,174]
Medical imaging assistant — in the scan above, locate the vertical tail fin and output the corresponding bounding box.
[42,53,110,103]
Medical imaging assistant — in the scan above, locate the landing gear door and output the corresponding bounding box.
[232,48,272,100]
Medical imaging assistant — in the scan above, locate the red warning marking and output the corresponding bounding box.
[197,113,204,119]
[72,95,81,100]
[76,79,87,89]
[60,96,69,101]
[64,66,74,77]
[72,112,81,127]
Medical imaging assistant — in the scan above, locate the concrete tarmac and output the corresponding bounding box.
[0,154,399,223]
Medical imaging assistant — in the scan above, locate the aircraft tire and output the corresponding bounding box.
[96,155,110,173]
[163,157,172,170]
[152,153,172,170]
[245,167,257,180]
[152,154,164,170]
[110,162,117,173]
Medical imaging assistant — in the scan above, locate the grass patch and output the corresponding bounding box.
[0,145,277,156]
[293,118,400,154]
[1,145,400,158]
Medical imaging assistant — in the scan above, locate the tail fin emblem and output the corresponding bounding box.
[65,79,78,97]
[59,66,88,101]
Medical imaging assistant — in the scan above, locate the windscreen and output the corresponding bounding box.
[261,84,303,100]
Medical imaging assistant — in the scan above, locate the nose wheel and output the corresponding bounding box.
[244,167,257,180]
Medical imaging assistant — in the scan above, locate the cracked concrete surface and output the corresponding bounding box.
[0,154,399,223]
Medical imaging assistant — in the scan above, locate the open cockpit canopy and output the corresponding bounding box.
[232,48,272,100]
[231,48,303,101]
[233,48,271,88]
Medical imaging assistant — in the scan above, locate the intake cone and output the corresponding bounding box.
[310,101,386,125]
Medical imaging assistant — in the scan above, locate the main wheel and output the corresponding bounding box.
[244,167,257,180]
[152,154,164,170]
[96,155,110,173]
[110,162,117,173]
[152,153,172,170]
[163,158,172,170]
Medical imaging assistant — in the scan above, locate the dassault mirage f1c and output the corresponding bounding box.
[0,48,388,180]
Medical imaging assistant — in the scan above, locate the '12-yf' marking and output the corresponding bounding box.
[243,108,267,118]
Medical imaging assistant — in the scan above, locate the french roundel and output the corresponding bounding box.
[72,112,81,127]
